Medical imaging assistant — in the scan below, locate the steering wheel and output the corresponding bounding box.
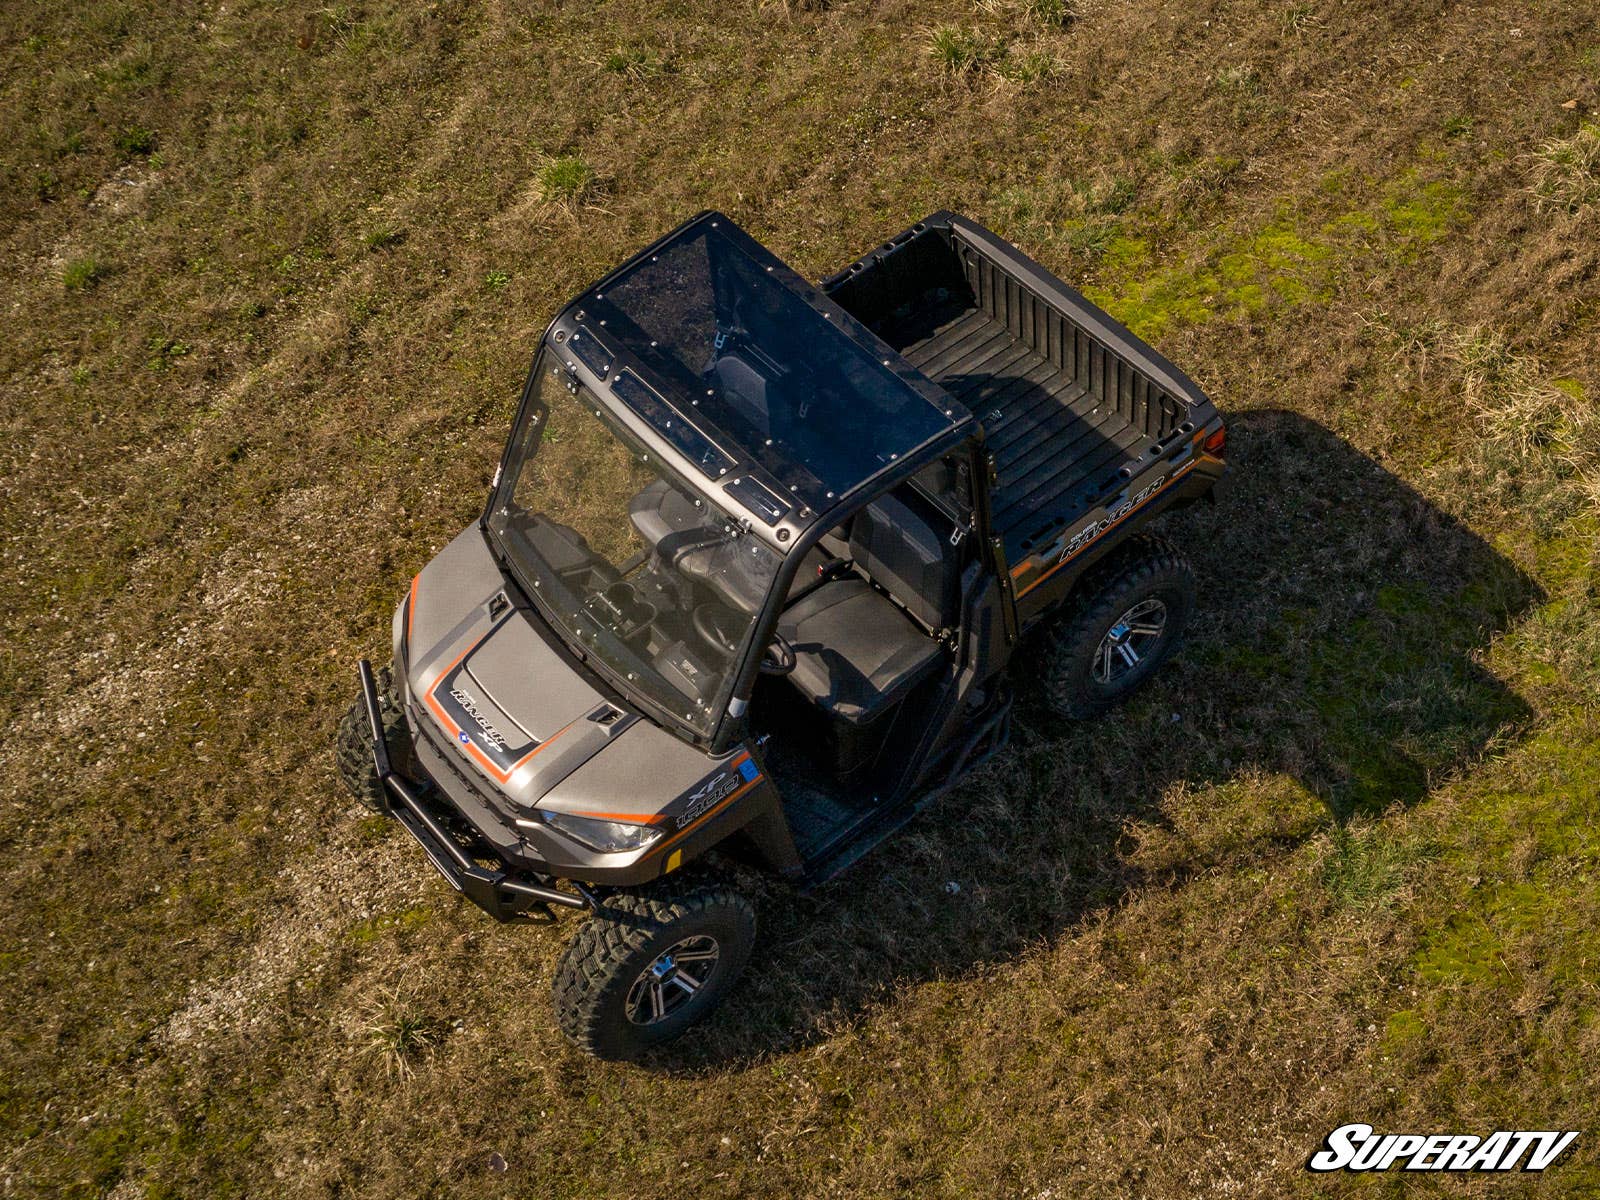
[760,633,797,676]
[692,602,740,655]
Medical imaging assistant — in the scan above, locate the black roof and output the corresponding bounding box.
[547,213,970,538]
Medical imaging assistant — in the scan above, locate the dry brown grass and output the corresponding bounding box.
[1435,325,1591,456]
[2,0,1599,1197]
[1529,120,1600,213]
[1366,313,1600,524]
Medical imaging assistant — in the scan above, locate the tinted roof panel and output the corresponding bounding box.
[583,218,958,508]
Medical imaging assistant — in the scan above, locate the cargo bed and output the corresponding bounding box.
[823,215,1209,560]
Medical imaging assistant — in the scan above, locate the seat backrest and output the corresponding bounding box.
[712,353,772,437]
[848,489,960,631]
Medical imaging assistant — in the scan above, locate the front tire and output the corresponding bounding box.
[553,874,756,1060]
[1040,533,1196,719]
[334,664,413,811]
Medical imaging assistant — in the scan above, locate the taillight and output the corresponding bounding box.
[1203,426,1227,455]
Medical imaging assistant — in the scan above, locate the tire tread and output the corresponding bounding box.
[1040,532,1196,719]
[334,665,412,811]
[553,874,756,1060]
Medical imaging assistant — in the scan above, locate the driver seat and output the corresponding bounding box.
[629,480,719,562]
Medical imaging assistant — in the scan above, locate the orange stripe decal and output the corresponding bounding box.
[406,574,419,644]
[645,754,760,856]
[573,752,759,834]
[423,633,577,785]
[1014,461,1199,599]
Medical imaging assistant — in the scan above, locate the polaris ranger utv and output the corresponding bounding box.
[338,211,1226,1059]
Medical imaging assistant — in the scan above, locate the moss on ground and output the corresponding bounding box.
[349,906,434,944]
[1087,170,1469,340]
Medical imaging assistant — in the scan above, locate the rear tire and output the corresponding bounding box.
[553,874,756,1060]
[334,664,412,811]
[1039,533,1196,719]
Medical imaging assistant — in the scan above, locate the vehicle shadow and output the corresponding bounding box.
[647,408,1540,1072]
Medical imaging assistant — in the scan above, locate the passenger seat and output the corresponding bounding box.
[778,489,958,726]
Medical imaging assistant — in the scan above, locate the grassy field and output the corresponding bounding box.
[2,0,1598,1195]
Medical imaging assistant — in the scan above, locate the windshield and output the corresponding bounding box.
[486,354,783,737]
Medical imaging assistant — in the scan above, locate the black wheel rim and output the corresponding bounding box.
[1092,598,1168,684]
[624,934,721,1025]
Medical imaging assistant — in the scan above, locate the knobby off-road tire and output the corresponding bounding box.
[1040,532,1197,719]
[553,874,757,1060]
[335,664,413,811]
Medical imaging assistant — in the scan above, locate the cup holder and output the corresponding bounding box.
[590,582,657,639]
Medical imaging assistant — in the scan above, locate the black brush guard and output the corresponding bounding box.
[357,659,599,921]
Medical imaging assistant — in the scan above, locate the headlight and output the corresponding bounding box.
[542,811,665,854]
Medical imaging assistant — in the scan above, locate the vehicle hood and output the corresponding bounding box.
[399,524,716,819]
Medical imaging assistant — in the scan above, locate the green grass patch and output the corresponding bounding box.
[598,45,664,79]
[1411,723,1600,994]
[537,154,595,204]
[62,255,103,290]
[927,25,996,75]
[362,224,405,252]
[1379,169,1469,245]
[1022,0,1075,27]
[994,48,1061,85]
[113,124,156,156]
[1383,1007,1427,1051]
[1529,121,1600,213]
[1212,64,1262,95]
[1194,570,1531,818]
[1320,824,1432,907]
[144,335,190,372]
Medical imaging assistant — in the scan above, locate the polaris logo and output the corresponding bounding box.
[1308,1125,1578,1173]
[448,686,511,751]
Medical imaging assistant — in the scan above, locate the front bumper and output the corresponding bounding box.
[358,659,599,922]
